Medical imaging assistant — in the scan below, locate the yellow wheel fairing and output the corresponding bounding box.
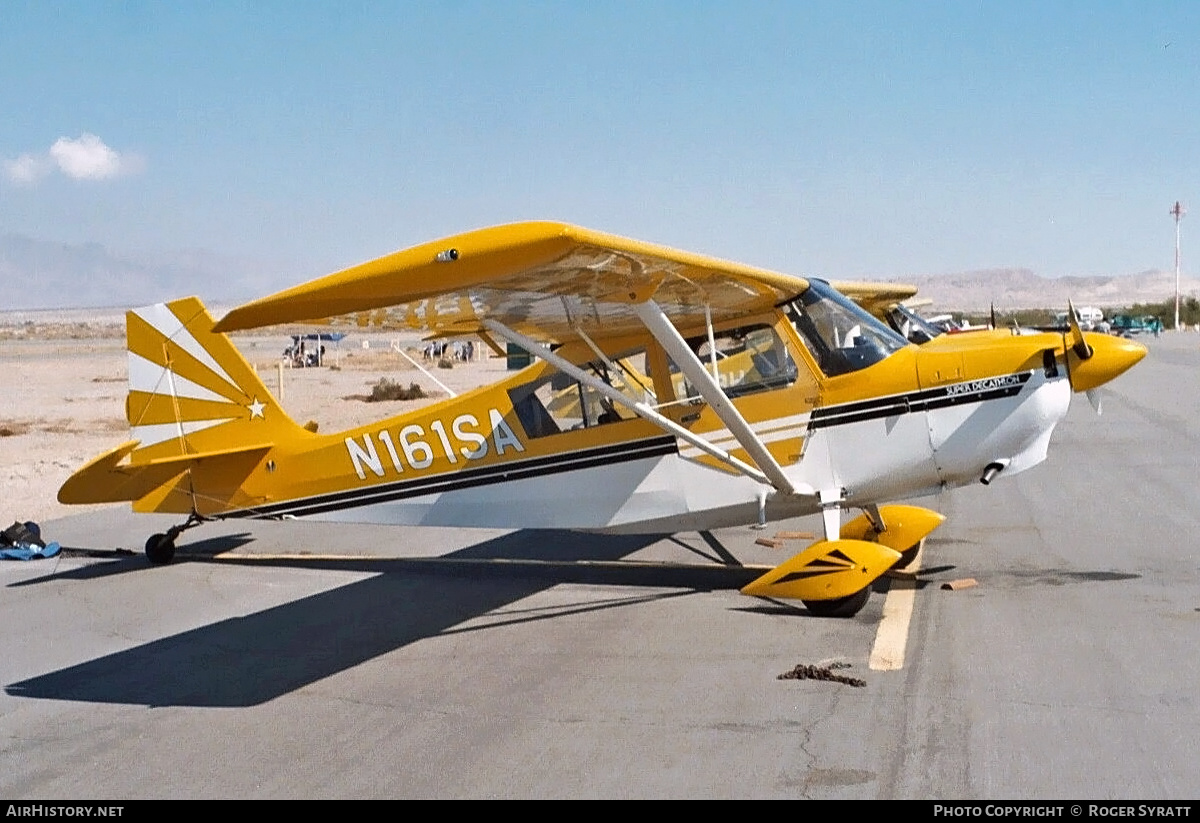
[840,504,946,553]
[740,538,901,602]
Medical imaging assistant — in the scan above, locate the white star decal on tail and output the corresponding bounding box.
[248,398,266,419]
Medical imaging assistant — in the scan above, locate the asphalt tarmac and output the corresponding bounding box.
[3,332,1198,799]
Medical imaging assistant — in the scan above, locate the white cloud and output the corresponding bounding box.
[49,133,124,180]
[4,133,141,184]
[3,153,48,184]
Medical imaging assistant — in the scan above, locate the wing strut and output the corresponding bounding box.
[574,325,656,403]
[632,300,798,496]
[480,319,773,486]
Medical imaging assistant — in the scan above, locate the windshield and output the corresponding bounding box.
[784,280,908,376]
[885,304,944,345]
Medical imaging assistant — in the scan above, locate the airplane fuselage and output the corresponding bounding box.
[213,322,1076,536]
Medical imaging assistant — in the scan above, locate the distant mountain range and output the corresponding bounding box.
[889,267,1200,314]
[0,233,293,311]
[1,232,1195,314]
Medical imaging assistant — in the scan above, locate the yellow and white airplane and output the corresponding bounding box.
[57,222,1147,617]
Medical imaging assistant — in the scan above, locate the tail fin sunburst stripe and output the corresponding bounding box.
[130,419,240,449]
[123,296,303,464]
[127,352,238,406]
[129,303,240,388]
[126,315,246,404]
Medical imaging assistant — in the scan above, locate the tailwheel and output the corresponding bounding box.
[802,586,871,618]
[143,512,208,565]
[145,533,176,565]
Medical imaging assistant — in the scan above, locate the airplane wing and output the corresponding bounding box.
[830,280,919,318]
[214,222,809,342]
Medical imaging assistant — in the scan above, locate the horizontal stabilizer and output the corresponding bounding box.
[58,440,272,513]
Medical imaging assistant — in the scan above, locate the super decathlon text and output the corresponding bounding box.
[6,808,123,818]
[945,374,1024,396]
[345,410,525,480]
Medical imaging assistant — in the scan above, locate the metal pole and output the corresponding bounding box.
[392,344,457,397]
[1172,201,1186,331]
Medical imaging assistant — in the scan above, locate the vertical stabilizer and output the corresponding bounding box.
[125,297,304,464]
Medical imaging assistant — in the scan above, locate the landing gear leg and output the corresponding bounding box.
[144,512,208,565]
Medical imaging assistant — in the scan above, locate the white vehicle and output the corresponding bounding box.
[1055,306,1104,331]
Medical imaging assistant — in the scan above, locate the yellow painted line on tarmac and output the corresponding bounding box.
[869,544,921,671]
[869,576,916,671]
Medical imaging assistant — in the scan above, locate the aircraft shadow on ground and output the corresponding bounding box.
[5,528,763,709]
[6,534,259,587]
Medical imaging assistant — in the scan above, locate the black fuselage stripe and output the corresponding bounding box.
[230,371,1038,519]
[228,436,678,519]
[808,372,1032,430]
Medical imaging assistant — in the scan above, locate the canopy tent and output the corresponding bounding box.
[285,332,347,367]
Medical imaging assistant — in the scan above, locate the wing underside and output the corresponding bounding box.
[214,222,810,343]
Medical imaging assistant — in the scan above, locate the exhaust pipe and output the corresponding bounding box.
[980,460,1009,486]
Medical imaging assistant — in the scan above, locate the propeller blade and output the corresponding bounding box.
[990,302,997,330]
[1067,299,1093,360]
[1086,389,1103,415]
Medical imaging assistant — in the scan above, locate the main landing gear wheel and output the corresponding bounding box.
[803,586,871,618]
[144,533,176,565]
[895,538,925,572]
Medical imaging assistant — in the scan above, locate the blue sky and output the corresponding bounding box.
[2,1,1198,290]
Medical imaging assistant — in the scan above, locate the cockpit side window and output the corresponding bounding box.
[664,323,798,400]
[507,352,651,439]
[784,280,907,377]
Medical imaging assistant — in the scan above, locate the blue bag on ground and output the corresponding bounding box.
[0,521,61,560]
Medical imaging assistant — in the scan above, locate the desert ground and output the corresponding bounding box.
[0,313,509,532]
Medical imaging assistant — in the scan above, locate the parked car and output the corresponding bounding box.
[1109,315,1164,337]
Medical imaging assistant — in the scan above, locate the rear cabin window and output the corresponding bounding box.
[507,354,654,439]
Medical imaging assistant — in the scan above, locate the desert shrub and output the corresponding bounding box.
[368,378,427,402]
[437,358,453,369]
